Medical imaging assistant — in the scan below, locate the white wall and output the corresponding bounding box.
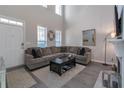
[0,5,117,65]
[0,5,65,48]
[64,5,116,63]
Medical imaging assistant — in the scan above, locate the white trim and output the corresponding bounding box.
[91,59,114,65]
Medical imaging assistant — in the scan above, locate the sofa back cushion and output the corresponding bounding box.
[61,46,67,52]
[65,46,78,54]
[25,48,32,55]
[51,47,61,53]
[25,46,91,57]
[42,47,52,56]
[85,47,91,52]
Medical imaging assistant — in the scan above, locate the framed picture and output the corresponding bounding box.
[82,29,96,46]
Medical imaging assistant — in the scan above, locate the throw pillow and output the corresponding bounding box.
[32,49,42,58]
[78,48,85,56]
[32,49,37,58]
[36,49,42,57]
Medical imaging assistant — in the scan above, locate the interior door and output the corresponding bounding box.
[0,23,24,68]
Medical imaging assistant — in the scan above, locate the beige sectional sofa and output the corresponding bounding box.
[25,46,91,70]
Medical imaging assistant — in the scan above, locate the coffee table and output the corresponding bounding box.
[50,57,76,76]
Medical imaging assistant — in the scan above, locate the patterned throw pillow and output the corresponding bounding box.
[36,49,42,57]
[79,48,85,56]
[32,48,42,58]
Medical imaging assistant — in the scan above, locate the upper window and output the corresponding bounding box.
[55,31,61,47]
[55,5,62,16]
[37,26,47,48]
[42,5,47,8]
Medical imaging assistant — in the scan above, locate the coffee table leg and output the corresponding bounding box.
[59,65,62,76]
[59,73,62,76]
[50,62,52,71]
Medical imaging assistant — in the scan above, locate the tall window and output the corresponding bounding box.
[55,31,61,47]
[37,26,47,48]
[55,5,62,16]
[42,5,47,8]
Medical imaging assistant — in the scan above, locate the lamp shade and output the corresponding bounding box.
[111,32,116,38]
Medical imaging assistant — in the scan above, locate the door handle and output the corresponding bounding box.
[21,43,24,46]
[21,43,24,49]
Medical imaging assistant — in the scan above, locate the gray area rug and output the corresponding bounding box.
[32,64,85,88]
[7,68,36,88]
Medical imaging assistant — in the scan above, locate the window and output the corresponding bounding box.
[55,31,61,47]
[0,17,23,26]
[42,5,47,8]
[16,22,23,26]
[37,26,47,48]
[55,5,62,16]
[0,18,9,23]
[8,20,17,25]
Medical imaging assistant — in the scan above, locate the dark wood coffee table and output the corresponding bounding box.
[50,57,76,76]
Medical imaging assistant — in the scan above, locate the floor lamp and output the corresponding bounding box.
[103,32,116,66]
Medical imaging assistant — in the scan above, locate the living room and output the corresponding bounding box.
[0,4,124,89]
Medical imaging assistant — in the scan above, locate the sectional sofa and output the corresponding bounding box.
[25,46,91,70]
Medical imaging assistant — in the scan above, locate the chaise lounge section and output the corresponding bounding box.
[25,46,91,70]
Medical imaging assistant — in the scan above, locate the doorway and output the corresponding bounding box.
[0,17,25,68]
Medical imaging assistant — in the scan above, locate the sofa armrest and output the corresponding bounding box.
[24,54,33,65]
[84,52,91,62]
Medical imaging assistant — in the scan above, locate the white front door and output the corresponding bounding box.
[0,23,24,68]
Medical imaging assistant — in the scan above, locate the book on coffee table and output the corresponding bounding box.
[62,65,71,71]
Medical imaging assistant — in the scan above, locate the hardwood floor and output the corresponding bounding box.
[62,62,112,88]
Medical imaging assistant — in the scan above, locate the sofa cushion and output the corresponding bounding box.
[51,47,61,53]
[42,47,52,56]
[75,55,86,61]
[66,46,70,53]
[31,54,56,65]
[61,46,67,52]
[42,55,53,61]
[65,46,78,54]
[53,53,65,58]
[25,48,33,55]
[63,53,76,56]
[31,57,49,65]
[69,47,78,54]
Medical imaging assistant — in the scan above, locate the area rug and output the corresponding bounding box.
[7,68,36,88]
[32,64,85,88]
[93,71,104,88]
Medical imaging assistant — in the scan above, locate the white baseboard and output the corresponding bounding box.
[91,59,114,65]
